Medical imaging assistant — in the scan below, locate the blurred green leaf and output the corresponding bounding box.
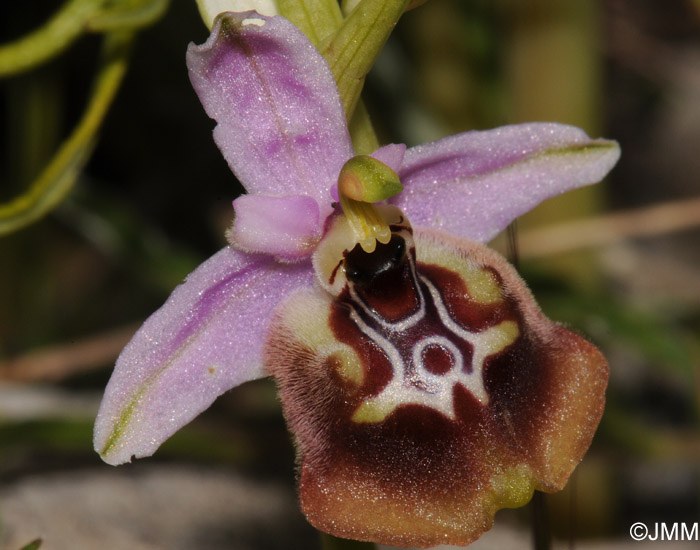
[88,0,171,32]
[532,279,694,380]
[0,0,171,236]
[19,539,42,550]
[0,419,93,451]
[0,416,253,467]
[58,190,201,294]
[600,406,700,461]
[692,0,700,17]
[0,32,134,236]
[0,0,105,77]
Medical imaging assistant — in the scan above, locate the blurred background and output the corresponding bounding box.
[0,0,698,548]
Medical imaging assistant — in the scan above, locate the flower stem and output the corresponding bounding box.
[276,0,386,152]
[531,491,552,550]
[348,102,379,155]
[322,0,410,119]
[319,533,377,550]
[278,0,343,44]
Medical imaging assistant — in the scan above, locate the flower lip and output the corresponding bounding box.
[268,225,609,547]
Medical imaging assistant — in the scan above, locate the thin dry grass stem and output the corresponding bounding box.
[0,324,137,382]
[518,196,700,259]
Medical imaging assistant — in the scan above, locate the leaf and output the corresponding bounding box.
[322,0,410,117]
[277,0,343,45]
[87,0,170,31]
[0,0,104,77]
[0,31,133,236]
[274,0,381,152]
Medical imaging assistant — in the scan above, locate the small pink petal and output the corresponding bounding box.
[228,194,321,261]
[392,122,620,243]
[94,246,314,465]
[186,13,353,209]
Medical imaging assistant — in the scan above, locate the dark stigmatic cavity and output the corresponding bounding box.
[345,235,407,288]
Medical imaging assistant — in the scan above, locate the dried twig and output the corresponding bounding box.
[0,324,137,382]
[517,196,700,259]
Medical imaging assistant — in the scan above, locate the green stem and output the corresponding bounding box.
[277,0,390,151]
[348,102,379,155]
[277,0,343,45]
[340,0,361,16]
[319,532,377,550]
[0,31,134,236]
[0,0,106,77]
[322,0,410,119]
[87,0,171,32]
[19,539,43,550]
[531,491,552,550]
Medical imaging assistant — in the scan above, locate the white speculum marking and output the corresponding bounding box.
[348,266,519,424]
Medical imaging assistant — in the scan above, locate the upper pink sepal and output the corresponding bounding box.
[392,122,620,243]
[228,194,321,261]
[94,246,314,465]
[186,12,353,208]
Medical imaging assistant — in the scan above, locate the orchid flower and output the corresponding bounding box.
[94,11,620,547]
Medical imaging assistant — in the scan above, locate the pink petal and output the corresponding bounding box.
[371,143,406,173]
[228,194,321,261]
[392,123,620,243]
[94,246,314,465]
[186,13,353,209]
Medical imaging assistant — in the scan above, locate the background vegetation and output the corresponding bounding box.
[1,1,699,548]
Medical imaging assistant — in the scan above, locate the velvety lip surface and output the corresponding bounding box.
[267,227,608,547]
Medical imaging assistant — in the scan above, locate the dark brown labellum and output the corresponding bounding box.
[266,227,608,547]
